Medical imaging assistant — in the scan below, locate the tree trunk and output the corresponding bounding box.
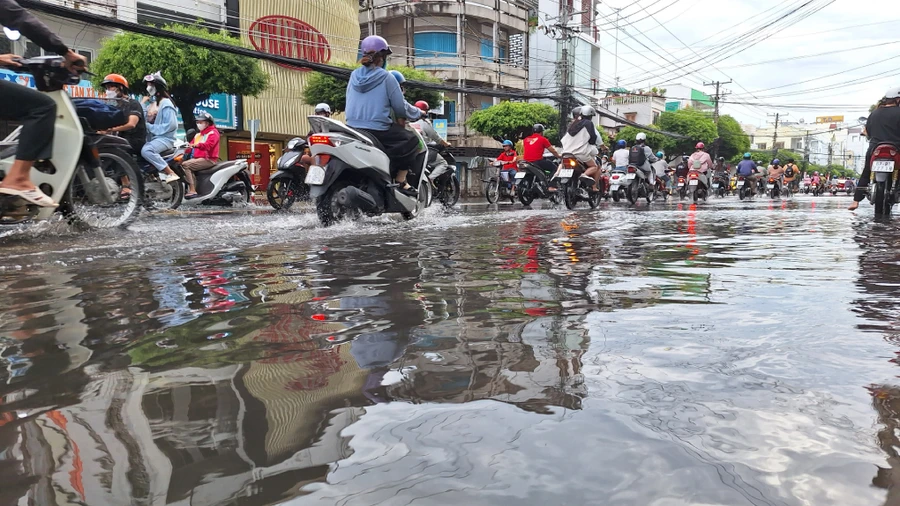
[172,91,206,135]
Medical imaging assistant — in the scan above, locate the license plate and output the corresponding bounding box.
[737,181,745,187]
[712,183,719,188]
[689,179,698,186]
[767,184,775,189]
[677,182,684,187]
[305,165,326,185]
[559,169,574,178]
[514,172,526,179]
[625,173,636,180]
[610,185,619,191]
[873,160,895,173]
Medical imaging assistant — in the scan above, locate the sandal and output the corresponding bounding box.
[119,187,133,200]
[0,187,58,208]
[396,182,418,197]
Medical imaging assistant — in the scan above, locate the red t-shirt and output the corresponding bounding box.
[497,150,517,170]
[522,134,551,162]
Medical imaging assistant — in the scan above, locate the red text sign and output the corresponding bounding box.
[248,15,331,71]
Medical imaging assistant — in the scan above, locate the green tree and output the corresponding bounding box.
[657,107,717,155]
[302,64,443,114]
[746,149,804,165]
[92,23,269,131]
[615,125,673,154]
[716,115,750,160]
[468,101,560,144]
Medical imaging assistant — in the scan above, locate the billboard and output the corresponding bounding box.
[816,115,844,123]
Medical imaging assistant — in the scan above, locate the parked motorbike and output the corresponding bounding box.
[686,169,709,203]
[267,136,310,211]
[625,164,655,205]
[305,116,428,225]
[484,160,515,204]
[553,154,601,210]
[869,143,900,215]
[0,57,142,228]
[428,144,460,208]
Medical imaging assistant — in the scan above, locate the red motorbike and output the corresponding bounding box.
[869,143,900,215]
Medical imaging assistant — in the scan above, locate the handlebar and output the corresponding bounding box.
[1,56,84,91]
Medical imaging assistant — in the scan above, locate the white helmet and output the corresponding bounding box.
[580,105,596,118]
[884,87,900,100]
[314,103,332,114]
[636,132,647,142]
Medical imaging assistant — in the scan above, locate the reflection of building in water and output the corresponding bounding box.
[6,305,370,505]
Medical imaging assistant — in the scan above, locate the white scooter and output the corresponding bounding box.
[0,56,143,228]
[305,116,428,226]
[178,157,252,207]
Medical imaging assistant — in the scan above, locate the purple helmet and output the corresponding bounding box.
[360,35,391,55]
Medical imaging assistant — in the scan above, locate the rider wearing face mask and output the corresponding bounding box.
[140,71,180,183]
[98,74,146,155]
[182,111,221,198]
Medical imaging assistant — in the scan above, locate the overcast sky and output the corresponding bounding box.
[590,0,893,127]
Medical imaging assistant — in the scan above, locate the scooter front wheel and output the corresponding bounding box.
[485,179,500,204]
[63,149,144,229]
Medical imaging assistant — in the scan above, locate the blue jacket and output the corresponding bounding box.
[144,97,177,141]
[345,65,420,131]
[736,159,756,176]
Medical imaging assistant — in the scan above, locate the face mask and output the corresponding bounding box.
[197,122,208,130]
[105,89,118,99]
[147,85,156,96]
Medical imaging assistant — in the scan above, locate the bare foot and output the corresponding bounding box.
[848,201,859,211]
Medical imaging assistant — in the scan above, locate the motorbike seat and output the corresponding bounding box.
[355,131,386,152]
[0,145,16,160]
[196,160,236,175]
[158,147,176,158]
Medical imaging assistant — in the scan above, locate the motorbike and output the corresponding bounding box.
[767,175,787,199]
[625,164,655,205]
[267,136,311,211]
[757,175,769,197]
[811,181,824,197]
[552,154,601,210]
[427,144,460,208]
[736,175,753,200]
[515,158,558,206]
[0,57,142,228]
[686,169,709,203]
[484,160,516,204]
[711,171,729,198]
[608,166,628,202]
[654,170,671,202]
[305,116,428,225]
[178,158,252,207]
[869,143,900,215]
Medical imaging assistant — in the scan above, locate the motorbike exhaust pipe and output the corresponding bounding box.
[336,186,378,214]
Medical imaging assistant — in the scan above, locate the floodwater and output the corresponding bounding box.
[1,196,900,505]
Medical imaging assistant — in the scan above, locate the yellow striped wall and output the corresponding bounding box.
[239,0,360,136]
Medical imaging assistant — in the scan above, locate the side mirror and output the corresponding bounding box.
[185,129,197,139]
[3,27,21,41]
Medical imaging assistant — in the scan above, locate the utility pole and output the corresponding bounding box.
[768,112,786,160]
[803,130,811,173]
[555,2,576,136]
[613,8,621,85]
[703,80,731,124]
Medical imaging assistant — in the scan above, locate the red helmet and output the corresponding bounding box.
[414,100,430,112]
[695,142,705,149]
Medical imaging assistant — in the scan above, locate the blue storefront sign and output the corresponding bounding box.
[433,119,448,140]
[181,93,238,131]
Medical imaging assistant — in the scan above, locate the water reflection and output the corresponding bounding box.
[3,201,891,504]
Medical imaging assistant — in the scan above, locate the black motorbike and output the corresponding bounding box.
[427,144,460,208]
[267,137,310,211]
[553,154,601,210]
[711,171,729,198]
[515,157,558,206]
[94,131,187,211]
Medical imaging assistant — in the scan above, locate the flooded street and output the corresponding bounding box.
[2,196,900,505]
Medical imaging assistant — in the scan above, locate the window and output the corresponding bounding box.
[414,32,456,58]
[757,143,767,150]
[774,142,784,149]
[652,111,660,124]
[20,41,93,65]
[480,39,507,62]
[446,101,456,125]
[624,112,637,122]
[76,49,93,66]
[481,101,492,110]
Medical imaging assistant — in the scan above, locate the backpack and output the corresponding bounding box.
[74,99,127,131]
[785,164,795,176]
[628,145,646,166]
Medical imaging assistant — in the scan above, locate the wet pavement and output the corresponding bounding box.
[1,195,900,505]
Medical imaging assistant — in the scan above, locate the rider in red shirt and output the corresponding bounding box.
[496,140,519,192]
[522,124,560,175]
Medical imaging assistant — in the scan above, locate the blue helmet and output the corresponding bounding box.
[656,151,664,158]
[502,140,514,147]
[743,152,751,159]
[772,158,781,165]
[616,139,627,148]
[389,70,405,84]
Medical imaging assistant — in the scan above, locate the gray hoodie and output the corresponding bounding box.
[345,65,421,131]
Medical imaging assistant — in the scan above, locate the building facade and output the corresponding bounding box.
[360,0,534,147]
[598,92,667,134]
[748,119,865,171]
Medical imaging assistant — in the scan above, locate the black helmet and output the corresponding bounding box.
[143,71,168,93]
[195,111,214,124]
[533,123,544,133]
